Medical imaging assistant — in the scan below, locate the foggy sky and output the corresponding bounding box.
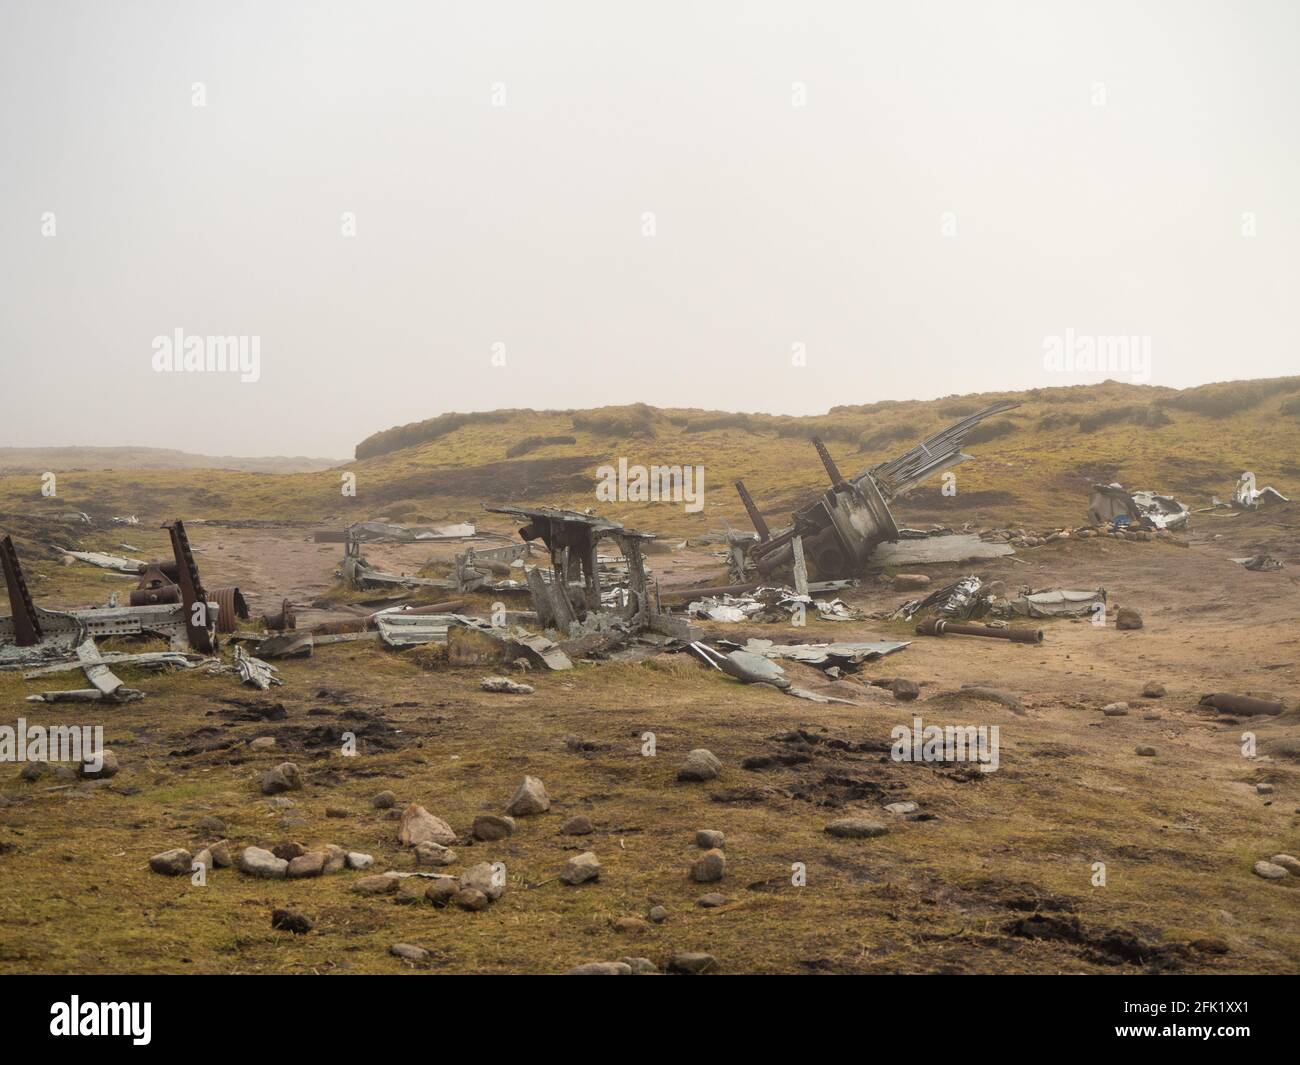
[2,0,1297,459]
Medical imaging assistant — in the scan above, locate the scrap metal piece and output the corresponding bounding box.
[165,519,217,653]
[916,618,1043,644]
[1198,692,1284,716]
[1,534,42,646]
[234,645,281,690]
[1088,483,1189,531]
[211,586,250,633]
[262,598,297,630]
[740,637,909,667]
[58,550,144,574]
[734,479,771,542]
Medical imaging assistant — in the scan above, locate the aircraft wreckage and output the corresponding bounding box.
[732,401,1019,582]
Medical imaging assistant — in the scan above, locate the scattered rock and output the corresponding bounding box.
[460,861,506,901]
[1103,702,1129,717]
[481,676,535,694]
[891,573,931,591]
[1135,745,1158,757]
[271,908,313,934]
[561,815,594,835]
[414,841,457,867]
[321,844,347,873]
[390,942,430,962]
[505,776,550,816]
[1253,860,1289,880]
[1142,681,1166,699]
[561,852,601,885]
[690,849,726,883]
[395,877,429,904]
[238,846,288,879]
[372,790,397,809]
[884,801,917,816]
[260,762,301,795]
[697,893,728,908]
[647,905,668,923]
[613,916,651,933]
[1256,783,1274,795]
[195,815,226,836]
[1116,607,1143,630]
[346,851,374,871]
[249,736,277,750]
[79,750,119,779]
[1269,854,1300,875]
[19,762,49,782]
[695,829,725,849]
[677,749,722,782]
[889,679,921,702]
[425,878,459,906]
[568,961,632,975]
[668,952,716,975]
[352,873,400,895]
[149,848,192,876]
[325,806,350,819]
[620,957,658,975]
[209,841,232,868]
[472,814,516,841]
[272,841,306,861]
[454,887,489,911]
[287,851,327,879]
[398,803,457,847]
[825,818,888,839]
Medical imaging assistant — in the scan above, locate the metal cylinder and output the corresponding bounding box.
[916,617,1043,644]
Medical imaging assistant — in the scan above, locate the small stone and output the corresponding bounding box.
[261,762,301,795]
[272,841,306,861]
[1116,607,1143,630]
[696,893,728,908]
[395,877,428,904]
[561,851,601,885]
[694,829,725,850]
[414,841,457,867]
[398,803,457,847]
[1103,702,1129,716]
[613,916,651,933]
[1256,783,1274,795]
[372,790,397,809]
[677,749,722,782]
[472,814,516,841]
[1269,854,1300,875]
[195,815,226,835]
[249,736,277,750]
[567,961,632,975]
[325,806,350,818]
[1135,745,1158,757]
[79,750,119,778]
[647,905,668,923]
[271,908,312,934]
[19,762,49,782]
[454,887,489,911]
[668,952,716,975]
[1142,681,1166,699]
[890,679,921,702]
[192,848,213,873]
[266,796,294,810]
[1190,937,1230,955]
[425,878,459,906]
[346,851,374,871]
[238,846,288,879]
[149,848,192,876]
[287,851,327,879]
[561,815,593,836]
[884,801,917,815]
[1253,860,1289,880]
[505,776,550,816]
[620,957,658,975]
[690,848,726,883]
[481,676,535,694]
[891,573,931,591]
[460,861,506,901]
[352,873,400,895]
[390,942,430,962]
[825,818,888,839]
[209,841,232,868]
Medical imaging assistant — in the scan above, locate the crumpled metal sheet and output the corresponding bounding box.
[739,637,909,666]
[993,587,1106,618]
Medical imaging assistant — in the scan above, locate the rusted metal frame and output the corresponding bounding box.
[734,479,771,541]
[1,535,42,646]
[164,519,216,653]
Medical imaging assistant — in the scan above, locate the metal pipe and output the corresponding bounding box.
[916,617,1043,644]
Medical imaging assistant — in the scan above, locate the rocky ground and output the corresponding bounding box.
[0,509,1297,975]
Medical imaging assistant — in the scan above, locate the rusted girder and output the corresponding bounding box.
[734,480,771,542]
[812,437,845,487]
[0,535,42,646]
[164,519,216,653]
[916,618,1043,644]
